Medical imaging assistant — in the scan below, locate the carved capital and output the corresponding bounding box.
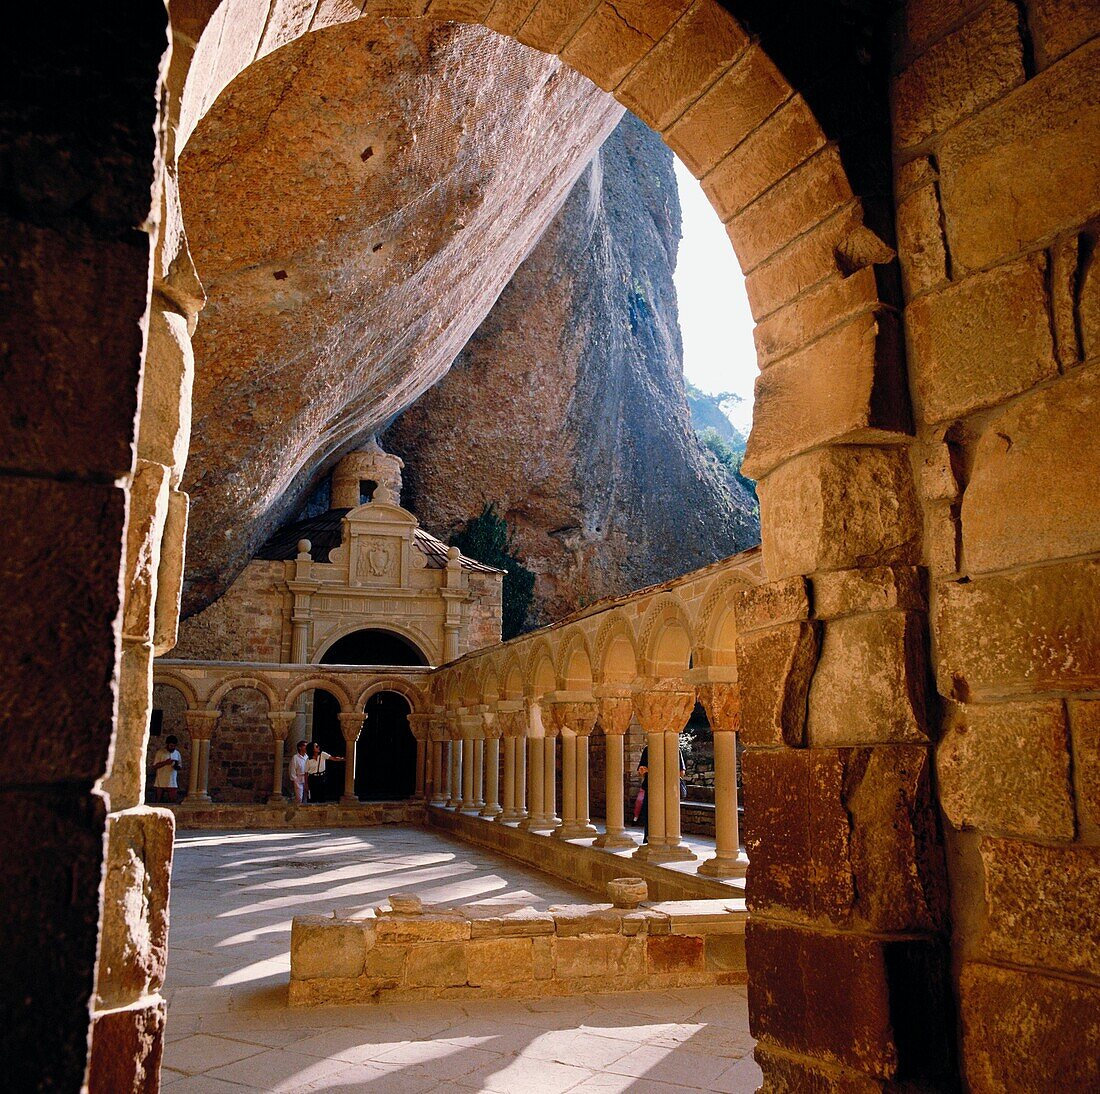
[697,682,741,733]
[337,711,365,741]
[268,710,297,740]
[407,713,430,741]
[548,700,599,737]
[632,684,696,735]
[458,713,483,740]
[429,716,450,743]
[183,709,219,741]
[597,695,634,737]
[481,710,502,740]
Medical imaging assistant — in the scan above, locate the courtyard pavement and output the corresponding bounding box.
[161,826,761,1092]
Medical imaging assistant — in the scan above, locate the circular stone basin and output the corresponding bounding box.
[607,877,648,908]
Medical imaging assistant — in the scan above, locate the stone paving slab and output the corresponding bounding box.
[163,826,760,1092]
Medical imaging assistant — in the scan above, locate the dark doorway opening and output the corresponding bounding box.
[321,628,429,667]
[356,691,416,800]
[309,689,345,802]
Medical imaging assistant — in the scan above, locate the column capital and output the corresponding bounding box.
[337,711,365,741]
[597,695,634,736]
[183,709,219,740]
[407,713,431,741]
[481,709,503,740]
[429,715,450,743]
[547,699,599,737]
[632,683,696,735]
[697,682,741,733]
[458,713,483,740]
[268,710,297,740]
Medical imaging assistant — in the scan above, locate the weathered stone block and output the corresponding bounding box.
[374,912,471,943]
[807,612,929,746]
[959,962,1100,1093]
[516,0,600,54]
[962,364,1100,573]
[938,701,1074,839]
[122,459,171,644]
[466,905,554,937]
[892,1,1024,148]
[938,39,1100,271]
[666,44,788,176]
[0,478,125,787]
[532,935,553,980]
[140,302,195,472]
[553,934,644,979]
[935,559,1100,699]
[758,446,921,581]
[87,999,165,1094]
[95,807,174,1009]
[1030,0,1100,67]
[550,903,622,935]
[104,639,155,811]
[895,171,949,298]
[466,937,534,985]
[736,622,819,747]
[153,488,189,655]
[753,1044,884,1094]
[1069,700,1100,832]
[646,934,704,973]
[733,577,809,634]
[618,2,748,131]
[291,918,367,981]
[404,942,468,987]
[979,837,1100,978]
[363,943,406,981]
[812,566,924,619]
[744,747,946,933]
[703,933,745,972]
[746,920,953,1081]
[907,254,1057,425]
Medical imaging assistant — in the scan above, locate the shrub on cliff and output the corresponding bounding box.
[698,426,758,513]
[450,504,535,640]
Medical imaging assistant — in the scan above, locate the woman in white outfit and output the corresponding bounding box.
[288,740,308,804]
[305,741,344,803]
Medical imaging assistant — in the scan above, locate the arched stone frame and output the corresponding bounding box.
[151,671,201,712]
[282,676,354,714]
[206,674,281,713]
[694,574,757,671]
[593,612,640,686]
[355,677,426,714]
[637,594,696,681]
[311,619,437,667]
[524,638,557,700]
[555,629,595,692]
[477,662,501,706]
[499,654,525,701]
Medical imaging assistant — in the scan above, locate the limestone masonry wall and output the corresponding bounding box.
[290,895,746,1007]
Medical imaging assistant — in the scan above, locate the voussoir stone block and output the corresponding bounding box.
[736,622,819,747]
[959,962,1100,1093]
[807,611,929,746]
[95,807,175,1009]
[466,937,534,985]
[906,253,1058,425]
[979,837,1100,978]
[758,446,921,581]
[938,38,1100,272]
[935,559,1100,700]
[962,363,1100,573]
[745,310,909,480]
[746,920,953,1082]
[291,918,367,981]
[733,576,809,634]
[938,701,1075,840]
[811,566,925,619]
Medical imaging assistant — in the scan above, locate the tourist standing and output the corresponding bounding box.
[151,735,183,804]
[289,740,308,804]
[305,741,344,803]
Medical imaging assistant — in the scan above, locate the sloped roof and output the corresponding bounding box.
[256,508,502,573]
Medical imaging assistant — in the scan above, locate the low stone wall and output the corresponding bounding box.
[428,805,744,901]
[290,895,747,1006]
[173,800,427,829]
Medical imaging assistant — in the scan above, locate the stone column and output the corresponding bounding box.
[473,737,485,809]
[408,714,429,798]
[337,712,364,804]
[550,700,599,840]
[429,726,446,805]
[267,711,296,804]
[513,719,527,820]
[499,715,517,821]
[446,732,462,809]
[183,710,218,802]
[632,686,696,863]
[479,711,503,818]
[697,683,745,878]
[459,714,480,812]
[594,695,636,849]
[543,717,560,829]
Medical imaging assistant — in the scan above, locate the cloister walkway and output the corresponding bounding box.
[161,826,760,1093]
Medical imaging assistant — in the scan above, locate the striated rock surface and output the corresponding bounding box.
[385,116,760,626]
[178,16,623,615]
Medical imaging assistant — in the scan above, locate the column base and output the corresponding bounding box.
[267,793,286,805]
[445,798,462,809]
[497,810,524,823]
[430,796,447,806]
[697,853,748,879]
[183,794,211,805]
[520,815,556,832]
[340,795,360,806]
[594,830,637,850]
[459,802,481,813]
[479,804,503,818]
[551,822,598,840]
[632,841,698,864]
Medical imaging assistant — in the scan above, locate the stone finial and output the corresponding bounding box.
[296,539,312,560]
[607,877,648,908]
[446,545,462,567]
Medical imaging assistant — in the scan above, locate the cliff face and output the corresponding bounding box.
[385,115,760,627]
[177,15,623,616]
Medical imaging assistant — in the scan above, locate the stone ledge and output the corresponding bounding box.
[172,800,427,829]
[290,893,747,1006]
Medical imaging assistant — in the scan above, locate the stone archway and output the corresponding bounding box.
[356,690,417,800]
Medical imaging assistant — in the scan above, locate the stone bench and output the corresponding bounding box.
[289,888,747,1006]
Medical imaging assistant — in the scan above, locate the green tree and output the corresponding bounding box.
[450,504,535,640]
[697,426,759,512]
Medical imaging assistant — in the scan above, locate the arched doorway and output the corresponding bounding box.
[355,691,416,800]
[304,688,345,802]
[320,628,429,667]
